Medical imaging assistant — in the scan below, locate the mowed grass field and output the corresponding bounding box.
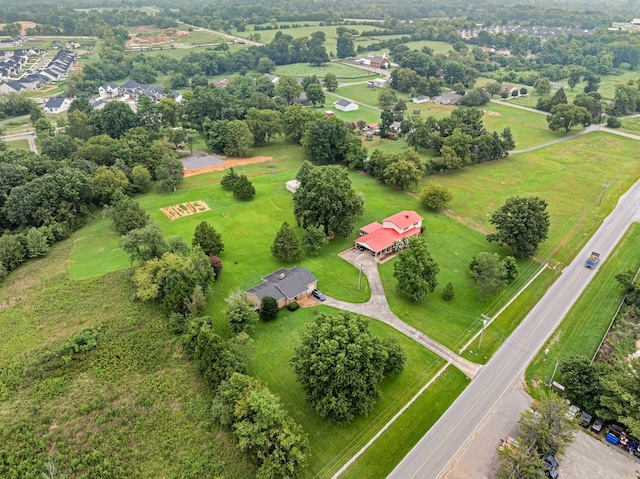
[418,132,640,265]
[275,62,379,82]
[525,223,640,398]
[231,22,387,56]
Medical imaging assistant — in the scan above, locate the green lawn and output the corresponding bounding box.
[341,366,468,479]
[335,83,409,107]
[525,223,640,399]
[3,139,29,150]
[247,306,447,478]
[67,214,131,280]
[325,92,380,123]
[620,117,640,135]
[394,40,454,55]
[480,102,565,149]
[417,132,640,265]
[275,62,379,82]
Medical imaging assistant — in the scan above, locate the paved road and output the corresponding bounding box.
[388,178,640,479]
[325,249,481,379]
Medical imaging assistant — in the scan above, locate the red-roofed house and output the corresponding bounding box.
[355,211,423,259]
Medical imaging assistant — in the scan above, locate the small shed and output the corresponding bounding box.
[373,78,390,88]
[325,110,334,116]
[333,99,358,112]
[286,179,300,193]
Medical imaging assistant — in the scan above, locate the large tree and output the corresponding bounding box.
[419,183,453,210]
[245,108,282,145]
[224,290,259,334]
[223,120,254,157]
[393,236,440,302]
[112,196,150,235]
[468,252,518,300]
[192,221,224,256]
[293,164,363,237]
[487,196,550,258]
[97,101,138,138]
[290,311,404,424]
[336,33,356,59]
[383,159,422,190]
[275,76,303,105]
[155,155,184,192]
[271,222,303,262]
[546,104,592,134]
[212,373,309,478]
[559,355,602,417]
[301,115,356,165]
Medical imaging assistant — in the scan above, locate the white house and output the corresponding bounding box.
[0,82,24,95]
[412,96,429,104]
[285,179,300,194]
[373,78,390,88]
[333,99,358,112]
[43,97,73,114]
[98,83,121,98]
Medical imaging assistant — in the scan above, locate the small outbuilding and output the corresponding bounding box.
[412,96,429,104]
[373,78,390,88]
[333,99,358,112]
[43,97,73,114]
[286,179,300,193]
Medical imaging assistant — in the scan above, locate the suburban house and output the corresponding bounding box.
[98,83,121,98]
[285,179,300,193]
[17,75,41,90]
[355,211,423,259]
[372,78,390,88]
[412,96,429,104]
[213,78,229,88]
[263,73,279,85]
[333,99,358,112]
[0,81,24,95]
[43,97,73,114]
[98,80,181,103]
[246,266,318,309]
[1,35,27,47]
[433,92,463,105]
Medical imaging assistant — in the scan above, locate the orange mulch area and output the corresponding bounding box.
[160,200,211,221]
[297,297,320,308]
[183,156,275,177]
[126,26,189,48]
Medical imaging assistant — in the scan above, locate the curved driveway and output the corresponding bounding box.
[325,249,481,379]
[387,176,640,478]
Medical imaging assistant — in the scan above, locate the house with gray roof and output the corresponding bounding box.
[0,81,24,95]
[333,99,358,111]
[43,97,73,114]
[246,266,318,309]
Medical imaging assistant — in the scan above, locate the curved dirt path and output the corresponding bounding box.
[325,249,482,379]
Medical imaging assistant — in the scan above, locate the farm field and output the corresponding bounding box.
[525,223,640,399]
[335,82,410,106]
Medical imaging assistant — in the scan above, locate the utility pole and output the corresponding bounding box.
[548,358,560,388]
[477,315,490,352]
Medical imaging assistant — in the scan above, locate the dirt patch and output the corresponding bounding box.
[0,21,37,34]
[160,200,211,221]
[126,26,189,48]
[485,110,502,117]
[183,156,274,177]
[297,297,319,308]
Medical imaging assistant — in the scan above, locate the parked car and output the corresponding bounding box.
[579,411,593,427]
[312,289,326,301]
[565,404,580,420]
[591,418,604,433]
[541,454,559,479]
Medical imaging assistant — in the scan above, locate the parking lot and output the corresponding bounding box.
[444,382,640,479]
[561,429,640,479]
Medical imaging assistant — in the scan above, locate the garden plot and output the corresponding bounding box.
[161,200,211,221]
